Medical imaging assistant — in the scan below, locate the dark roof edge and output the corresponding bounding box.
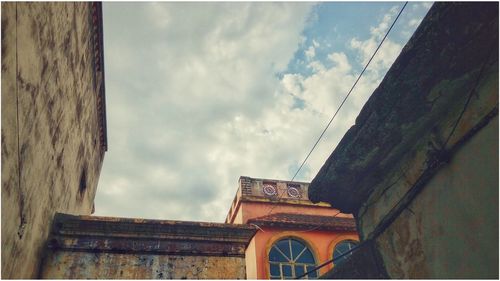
[308,2,499,213]
[248,214,357,232]
[239,195,331,207]
[239,175,310,185]
[90,2,107,152]
[52,213,257,243]
[247,220,357,232]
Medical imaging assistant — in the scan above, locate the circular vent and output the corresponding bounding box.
[263,184,277,196]
[287,186,301,198]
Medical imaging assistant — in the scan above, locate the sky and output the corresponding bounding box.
[95,2,433,222]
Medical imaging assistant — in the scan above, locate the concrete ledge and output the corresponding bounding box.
[308,2,499,214]
[48,213,257,257]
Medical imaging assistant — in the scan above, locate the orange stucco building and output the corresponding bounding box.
[225,176,359,279]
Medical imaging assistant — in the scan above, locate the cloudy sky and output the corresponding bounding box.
[95,2,433,222]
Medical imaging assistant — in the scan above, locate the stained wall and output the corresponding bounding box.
[371,116,498,278]
[307,3,498,279]
[39,214,256,279]
[1,3,106,278]
[42,252,246,279]
[355,4,499,277]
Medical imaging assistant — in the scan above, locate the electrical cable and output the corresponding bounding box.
[297,42,496,279]
[290,1,408,182]
[292,3,411,278]
[264,1,409,219]
[296,242,363,279]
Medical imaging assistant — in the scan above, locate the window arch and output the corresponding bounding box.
[268,237,317,279]
[332,240,358,266]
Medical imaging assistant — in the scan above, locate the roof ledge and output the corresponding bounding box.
[308,2,499,213]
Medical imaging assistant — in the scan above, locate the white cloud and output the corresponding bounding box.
[305,46,316,60]
[369,5,399,39]
[408,18,422,28]
[97,2,314,221]
[96,3,429,223]
[401,3,433,41]
[419,2,433,9]
[274,6,414,185]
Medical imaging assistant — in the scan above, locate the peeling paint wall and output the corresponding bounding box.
[41,252,247,279]
[1,3,105,278]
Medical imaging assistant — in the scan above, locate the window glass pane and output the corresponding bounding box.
[282,264,292,277]
[270,247,288,262]
[270,264,280,276]
[333,241,358,265]
[307,266,317,278]
[296,248,314,263]
[335,254,348,265]
[290,239,305,260]
[334,242,349,255]
[276,239,291,259]
[295,265,305,278]
[268,238,317,279]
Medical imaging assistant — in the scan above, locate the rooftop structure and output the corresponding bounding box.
[226,176,358,279]
[225,176,347,225]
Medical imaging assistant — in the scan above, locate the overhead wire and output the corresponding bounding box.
[262,1,409,221]
[295,242,363,279]
[294,2,411,278]
[295,3,500,279]
[290,1,409,183]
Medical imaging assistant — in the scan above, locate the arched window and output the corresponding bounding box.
[268,238,317,279]
[332,240,358,266]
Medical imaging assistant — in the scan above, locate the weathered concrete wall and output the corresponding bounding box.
[1,3,106,278]
[320,240,388,279]
[309,3,499,215]
[374,115,498,278]
[41,252,247,279]
[308,2,498,279]
[39,214,256,279]
[355,3,499,278]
